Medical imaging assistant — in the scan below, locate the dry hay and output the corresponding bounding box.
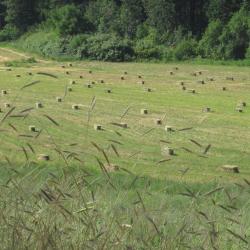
[1,90,7,95]
[36,102,43,108]
[72,104,79,110]
[66,71,70,75]
[182,86,186,91]
[222,87,227,91]
[70,80,76,85]
[80,75,83,79]
[16,74,21,78]
[146,88,152,92]
[56,97,62,102]
[165,126,173,132]
[124,71,128,75]
[121,76,125,80]
[141,109,148,115]
[221,165,239,173]
[38,154,50,161]
[162,146,174,156]
[29,125,36,132]
[68,87,73,92]
[155,119,162,125]
[88,70,92,74]
[197,80,205,85]
[94,124,102,131]
[68,63,73,67]
[106,89,112,93]
[100,80,105,83]
[4,103,11,108]
[203,107,211,113]
[180,81,185,86]
[170,71,174,75]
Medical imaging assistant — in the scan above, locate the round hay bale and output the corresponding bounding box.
[146,88,152,92]
[207,77,214,81]
[38,154,50,161]
[66,71,70,75]
[89,70,92,74]
[197,80,205,85]
[174,67,179,70]
[120,123,128,128]
[226,77,234,81]
[100,80,105,83]
[29,125,36,132]
[28,72,33,76]
[70,80,76,85]
[222,87,227,91]
[1,90,7,95]
[86,84,92,88]
[141,80,145,85]
[68,63,73,67]
[61,65,65,68]
[6,68,12,71]
[180,81,185,86]
[182,86,186,91]
[67,87,73,92]
[16,75,21,78]
[94,124,102,131]
[36,102,43,109]
[124,71,128,75]
[191,72,197,77]
[236,107,243,113]
[138,75,142,79]
[170,71,174,75]
[121,76,125,80]
[141,109,148,115]
[188,89,196,94]
[80,75,83,79]
[106,89,112,93]
[91,81,95,85]
[239,101,246,107]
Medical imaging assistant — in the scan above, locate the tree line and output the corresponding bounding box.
[0,0,250,61]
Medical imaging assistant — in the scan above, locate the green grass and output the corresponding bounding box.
[0,47,249,249]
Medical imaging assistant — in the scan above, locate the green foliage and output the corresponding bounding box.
[198,20,224,59]
[174,38,198,60]
[49,4,92,36]
[0,24,20,41]
[217,7,250,59]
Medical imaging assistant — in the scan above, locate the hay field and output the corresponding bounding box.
[0,48,249,249]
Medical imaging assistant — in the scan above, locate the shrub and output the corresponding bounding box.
[198,20,224,59]
[0,24,20,41]
[173,39,198,60]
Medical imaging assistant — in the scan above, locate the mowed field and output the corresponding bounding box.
[0,48,249,182]
[0,48,250,249]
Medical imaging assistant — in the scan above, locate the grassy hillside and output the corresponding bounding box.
[0,48,249,249]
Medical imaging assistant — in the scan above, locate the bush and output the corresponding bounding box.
[173,39,198,60]
[49,4,92,36]
[198,20,224,59]
[0,24,21,41]
[217,7,250,59]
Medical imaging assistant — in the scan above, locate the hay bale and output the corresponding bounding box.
[165,126,173,132]
[221,165,239,173]
[198,71,202,75]
[106,89,112,93]
[141,80,145,85]
[120,123,128,128]
[124,71,128,75]
[6,68,12,71]
[222,87,227,91]
[89,70,92,74]
[162,147,174,156]
[239,101,246,107]
[146,88,152,92]
[28,72,33,76]
[182,86,186,91]
[226,77,234,81]
[56,97,62,102]
[36,102,42,109]
[197,80,205,85]
[1,90,7,95]
[191,72,197,77]
[68,63,73,67]
[155,119,162,125]
[70,80,76,85]
[100,80,105,83]
[236,107,243,113]
[180,81,185,86]
[94,124,102,131]
[203,107,211,113]
[86,84,92,88]
[72,104,79,110]
[207,77,214,81]
[138,75,142,79]
[61,65,65,68]
[121,76,125,80]
[91,81,95,85]
[16,75,21,78]
[188,89,196,94]
[38,154,50,161]
[80,75,83,79]
[29,125,36,132]
[170,71,174,75]
[141,109,148,115]
[66,71,70,75]
[4,103,11,108]
[174,67,179,70]
[68,87,73,92]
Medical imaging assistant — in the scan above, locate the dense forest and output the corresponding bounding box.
[0,0,250,61]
